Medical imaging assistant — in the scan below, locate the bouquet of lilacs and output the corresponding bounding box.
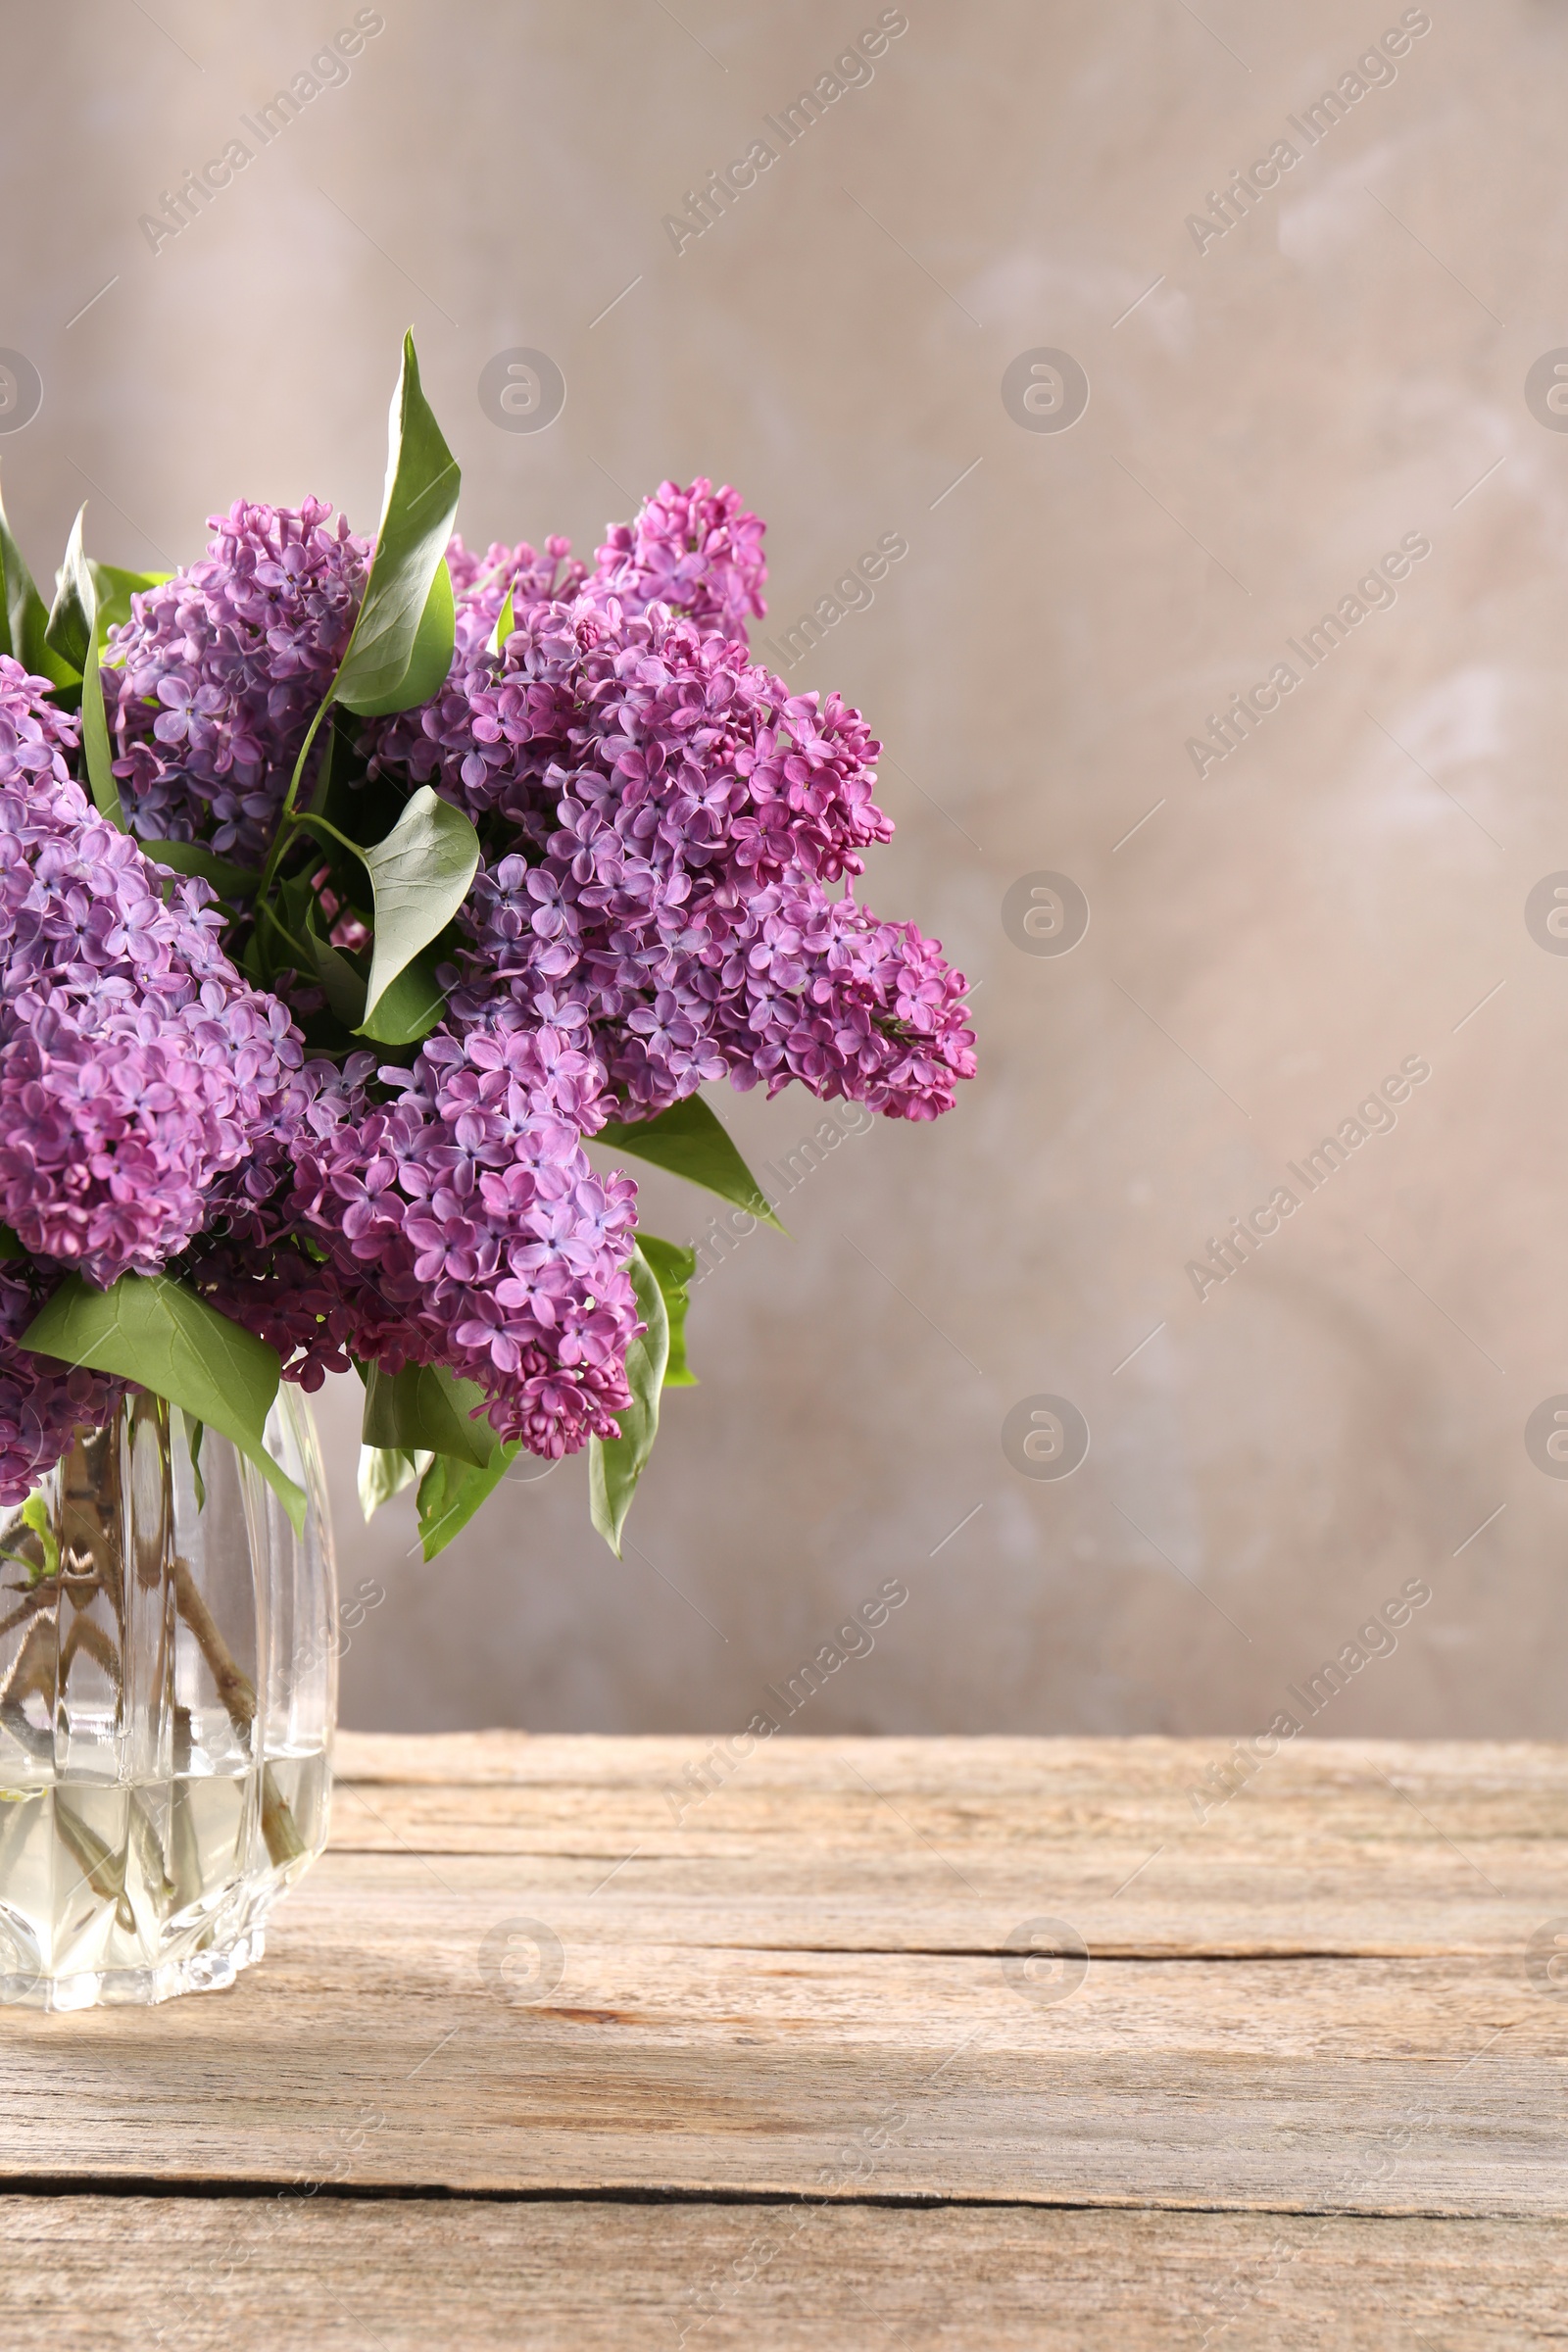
[0,337,974,1558]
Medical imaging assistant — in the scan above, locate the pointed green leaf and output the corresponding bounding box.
[301,893,368,1027]
[22,1273,306,1533]
[19,1493,60,1583]
[88,560,172,639]
[182,1412,207,1513]
[415,1444,519,1561]
[141,840,262,901]
[362,1359,499,1469]
[44,507,94,673]
[308,926,368,1028]
[256,335,461,904]
[357,786,479,1022]
[359,1444,428,1522]
[333,334,461,716]
[78,638,122,828]
[598,1097,785,1233]
[487,584,514,660]
[0,480,70,684]
[341,557,455,719]
[356,943,446,1045]
[44,511,122,827]
[638,1232,697,1387]
[589,1245,668,1557]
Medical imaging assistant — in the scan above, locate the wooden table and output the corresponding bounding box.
[2,1735,1566,2347]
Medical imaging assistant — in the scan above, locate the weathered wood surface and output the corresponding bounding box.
[3,2201,1567,2350]
[328,1732,1568,1953]
[2,1736,1566,2346]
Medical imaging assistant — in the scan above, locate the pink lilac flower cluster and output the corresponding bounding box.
[589,477,767,641]
[190,1017,641,1453]
[106,499,370,865]
[364,520,974,1121]
[282,1008,638,1451]
[0,1262,121,1509]
[0,648,636,1493]
[0,661,305,1291]
[440,477,764,659]
[447,531,587,650]
[0,474,971,1506]
[0,664,125,1495]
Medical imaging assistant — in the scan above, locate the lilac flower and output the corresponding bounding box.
[587,478,767,642]
[443,478,765,671]
[279,1007,640,1453]
[363,596,975,1121]
[0,1261,122,1508]
[0,656,308,1289]
[104,500,369,863]
[447,532,586,665]
[186,1228,367,1394]
[171,1013,643,1462]
[0,459,973,1500]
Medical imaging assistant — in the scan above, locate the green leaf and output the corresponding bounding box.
[44,511,122,827]
[0,479,71,684]
[0,1224,24,1260]
[182,1412,206,1514]
[359,1444,429,1522]
[22,1273,306,1534]
[361,1360,499,1469]
[341,557,456,720]
[589,1246,668,1558]
[415,1446,518,1561]
[20,1494,59,1584]
[255,335,461,905]
[306,710,338,815]
[487,584,514,660]
[357,786,479,1024]
[333,334,461,717]
[361,1357,535,1559]
[312,934,368,1027]
[304,900,368,1028]
[141,839,262,902]
[88,560,172,640]
[356,942,446,1045]
[638,1232,697,1387]
[598,1097,786,1233]
[43,509,93,675]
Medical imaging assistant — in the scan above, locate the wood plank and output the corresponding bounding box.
[0,1860,1563,2209]
[327,1735,1568,1956]
[3,1740,1563,2219]
[332,1732,1568,1801]
[1,2196,1565,2350]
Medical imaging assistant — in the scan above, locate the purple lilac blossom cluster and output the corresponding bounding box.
[0,476,970,1505]
[0,663,133,1497]
[590,477,767,641]
[286,1009,637,1451]
[106,498,369,865]
[366,484,975,1123]
[191,1013,639,1453]
[0,759,306,1290]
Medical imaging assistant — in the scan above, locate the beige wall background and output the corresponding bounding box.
[5,0,1567,1735]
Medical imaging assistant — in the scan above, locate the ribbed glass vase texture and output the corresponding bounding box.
[0,1389,336,2011]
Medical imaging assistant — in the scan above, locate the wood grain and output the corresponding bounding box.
[327,1733,1568,1955]
[1,2197,1565,2350]
[2,1736,1565,2346]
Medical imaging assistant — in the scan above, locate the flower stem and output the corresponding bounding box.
[255,692,332,905]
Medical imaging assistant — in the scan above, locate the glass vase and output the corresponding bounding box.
[0,1388,336,2011]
